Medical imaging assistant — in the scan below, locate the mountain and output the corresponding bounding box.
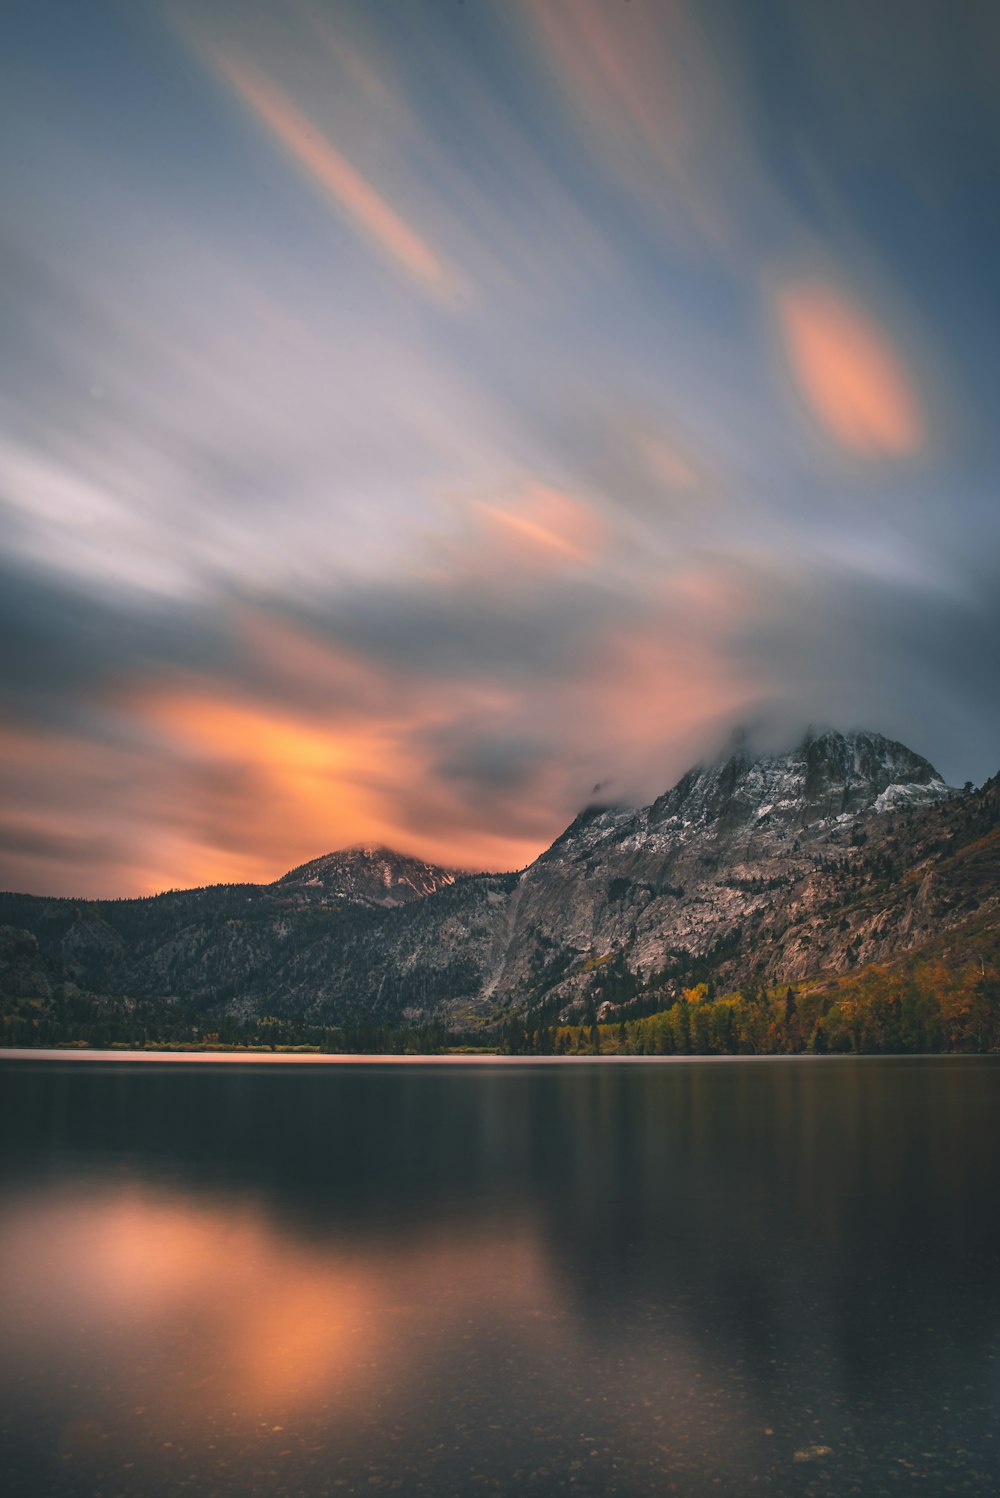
[273,845,461,907]
[1,729,998,1049]
[497,728,954,1014]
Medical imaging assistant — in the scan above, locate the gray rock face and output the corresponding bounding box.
[655,728,942,832]
[1,728,991,1033]
[482,730,954,1016]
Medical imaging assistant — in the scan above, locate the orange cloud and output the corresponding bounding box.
[557,595,766,798]
[114,569,761,889]
[119,618,548,885]
[0,554,776,898]
[214,54,452,296]
[127,687,418,885]
[775,282,923,457]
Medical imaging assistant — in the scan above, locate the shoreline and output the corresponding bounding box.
[1,1047,995,1065]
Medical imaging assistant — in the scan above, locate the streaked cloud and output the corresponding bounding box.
[213,52,454,298]
[474,484,606,570]
[523,0,747,249]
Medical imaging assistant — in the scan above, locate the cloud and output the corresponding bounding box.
[212,52,454,298]
[774,281,924,457]
[523,0,746,249]
[474,484,606,569]
[0,545,765,895]
[2,518,998,898]
[0,0,996,898]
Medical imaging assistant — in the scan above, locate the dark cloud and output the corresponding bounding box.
[0,818,122,869]
[737,558,1000,787]
[0,556,235,728]
[427,732,550,795]
[300,582,641,684]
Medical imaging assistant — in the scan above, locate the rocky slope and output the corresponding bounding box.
[2,729,997,1037]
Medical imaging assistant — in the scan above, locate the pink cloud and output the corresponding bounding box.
[214,54,453,297]
[775,281,924,457]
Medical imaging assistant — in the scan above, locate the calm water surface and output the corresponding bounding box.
[1,1055,998,1497]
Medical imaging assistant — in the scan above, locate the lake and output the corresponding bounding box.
[1,1055,998,1496]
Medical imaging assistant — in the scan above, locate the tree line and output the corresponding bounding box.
[503,950,1000,1056]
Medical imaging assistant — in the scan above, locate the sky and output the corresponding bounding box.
[1,0,999,897]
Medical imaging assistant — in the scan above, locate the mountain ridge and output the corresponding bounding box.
[1,728,996,1048]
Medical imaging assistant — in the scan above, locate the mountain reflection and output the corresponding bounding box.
[1,1059,999,1497]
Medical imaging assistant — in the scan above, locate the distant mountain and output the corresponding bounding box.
[1,729,997,1048]
[274,845,461,908]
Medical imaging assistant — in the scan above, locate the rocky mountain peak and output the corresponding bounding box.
[802,726,938,784]
[646,728,950,841]
[273,845,459,907]
[539,728,953,873]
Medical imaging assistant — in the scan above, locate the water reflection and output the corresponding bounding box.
[1,1181,568,1467]
[1,1058,998,1496]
